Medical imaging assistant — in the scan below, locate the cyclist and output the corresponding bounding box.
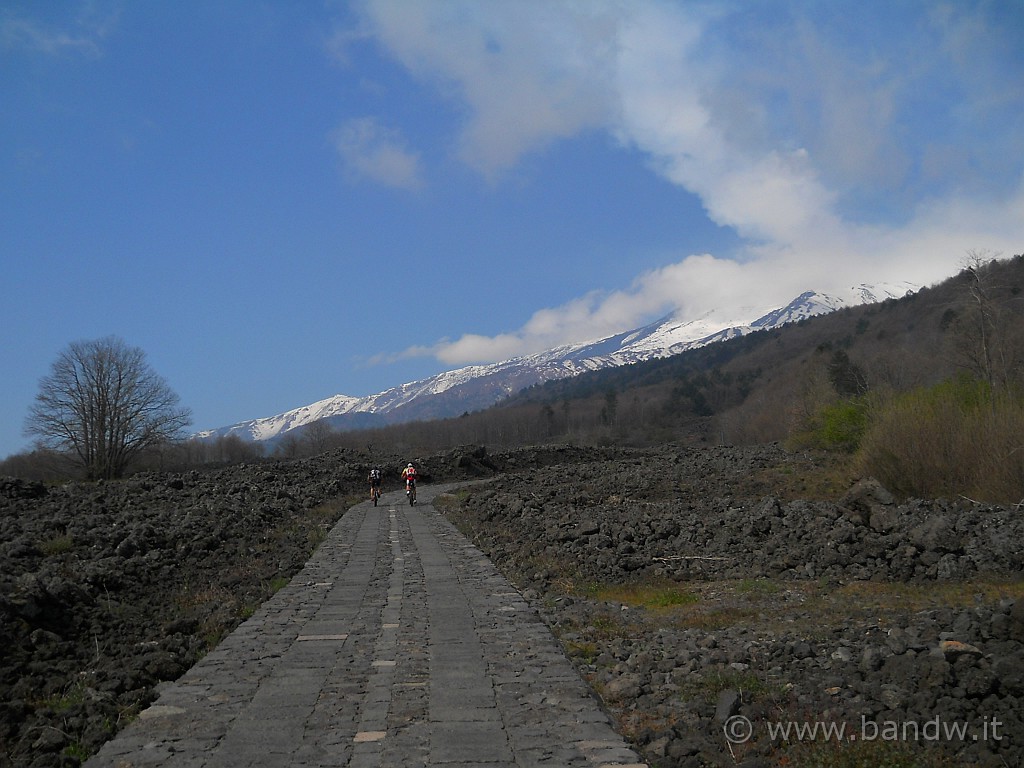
[368,467,382,505]
[401,462,417,505]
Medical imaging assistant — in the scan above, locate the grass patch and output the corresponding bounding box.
[338,493,367,510]
[312,496,352,516]
[307,525,328,549]
[174,582,240,650]
[38,534,74,555]
[735,577,784,596]
[688,577,1024,635]
[645,587,701,608]
[39,681,86,713]
[561,577,1024,637]
[674,604,765,631]
[589,614,631,639]
[778,739,959,767]
[711,450,856,502]
[62,743,92,761]
[175,582,234,612]
[272,496,349,556]
[265,575,290,594]
[564,639,600,663]
[678,666,782,703]
[583,582,700,610]
[202,625,228,649]
[553,608,643,650]
[802,578,1024,630]
[433,489,473,511]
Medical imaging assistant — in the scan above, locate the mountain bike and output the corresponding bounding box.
[371,485,381,506]
[406,479,417,506]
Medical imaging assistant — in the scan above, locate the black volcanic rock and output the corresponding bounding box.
[0,445,497,768]
[440,444,1024,768]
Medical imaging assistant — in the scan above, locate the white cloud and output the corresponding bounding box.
[415,180,1024,366]
[353,0,1024,365]
[409,256,782,366]
[333,117,424,190]
[0,4,118,57]
[355,0,619,179]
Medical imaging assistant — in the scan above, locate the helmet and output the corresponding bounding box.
[407,463,414,467]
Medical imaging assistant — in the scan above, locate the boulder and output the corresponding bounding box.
[839,478,895,526]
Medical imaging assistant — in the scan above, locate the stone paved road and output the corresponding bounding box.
[84,484,647,768]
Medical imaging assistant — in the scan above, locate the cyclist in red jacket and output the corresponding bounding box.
[401,463,417,505]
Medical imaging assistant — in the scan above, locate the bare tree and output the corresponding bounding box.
[25,336,192,479]
[303,419,334,455]
[964,250,999,391]
[952,250,1022,397]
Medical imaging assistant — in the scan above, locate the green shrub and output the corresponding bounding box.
[819,399,869,452]
[789,397,870,453]
[855,375,1024,502]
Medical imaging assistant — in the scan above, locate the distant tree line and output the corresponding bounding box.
[5,254,1022,503]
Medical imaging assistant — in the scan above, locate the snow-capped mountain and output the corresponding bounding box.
[194,283,915,443]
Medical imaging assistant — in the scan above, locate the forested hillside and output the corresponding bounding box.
[5,255,1022,502]
[315,253,1024,502]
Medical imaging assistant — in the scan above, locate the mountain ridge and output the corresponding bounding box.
[194,282,916,444]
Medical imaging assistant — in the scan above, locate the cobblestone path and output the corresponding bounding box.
[84,484,647,768]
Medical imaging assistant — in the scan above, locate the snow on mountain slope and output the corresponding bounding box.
[194,283,916,443]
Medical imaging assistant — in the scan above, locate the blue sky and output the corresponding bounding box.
[2,1,1022,458]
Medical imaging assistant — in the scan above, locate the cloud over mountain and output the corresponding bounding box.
[349,0,1024,366]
